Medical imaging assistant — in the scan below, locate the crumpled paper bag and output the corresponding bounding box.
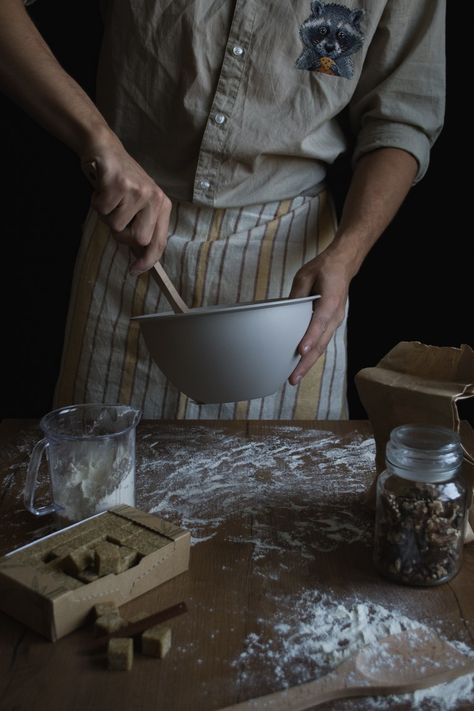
[355,342,474,542]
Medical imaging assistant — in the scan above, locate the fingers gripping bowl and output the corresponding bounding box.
[133,295,320,404]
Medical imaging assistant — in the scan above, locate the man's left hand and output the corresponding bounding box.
[288,246,352,385]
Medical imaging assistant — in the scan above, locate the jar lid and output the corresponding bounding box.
[386,424,463,482]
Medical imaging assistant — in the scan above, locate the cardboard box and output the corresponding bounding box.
[0,505,190,641]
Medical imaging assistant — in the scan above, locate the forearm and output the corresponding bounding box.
[289,147,418,382]
[0,0,171,271]
[0,0,114,158]
[329,147,418,276]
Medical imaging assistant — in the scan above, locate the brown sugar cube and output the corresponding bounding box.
[114,520,136,533]
[151,519,184,539]
[95,612,124,635]
[94,601,119,619]
[106,531,134,547]
[104,516,133,531]
[73,531,106,548]
[117,546,139,573]
[78,568,99,584]
[80,515,111,531]
[141,624,172,658]
[61,547,94,576]
[126,533,159,557]
[30,539,53,556]
[108,513,135,525]
[49,540,79,560]
[94,541,121,575]
[138,526,168,542]
[142,531,171,550]
[107,638,133,671]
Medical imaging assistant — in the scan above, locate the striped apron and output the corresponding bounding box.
[54,190,348,419]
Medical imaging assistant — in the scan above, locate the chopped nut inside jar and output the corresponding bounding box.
[374,479,465,586]
[373,425,467,587]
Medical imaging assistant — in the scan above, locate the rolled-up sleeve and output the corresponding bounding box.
[349,0,446,182]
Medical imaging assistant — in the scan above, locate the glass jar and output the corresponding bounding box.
[373,424,467,586]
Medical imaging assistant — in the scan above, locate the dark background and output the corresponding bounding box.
[1,2,470,422]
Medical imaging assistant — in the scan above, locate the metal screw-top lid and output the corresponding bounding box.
[386,424,463,482]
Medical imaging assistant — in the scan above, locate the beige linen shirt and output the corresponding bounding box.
[97,1,445,206]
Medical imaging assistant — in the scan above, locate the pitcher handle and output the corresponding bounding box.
[24,439,58,516]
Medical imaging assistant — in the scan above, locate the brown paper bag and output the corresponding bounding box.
[355,342,474,542]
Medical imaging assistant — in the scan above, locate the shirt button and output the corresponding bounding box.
[199,179,211,191]
[214,113,226,125]
[232,45,244,57]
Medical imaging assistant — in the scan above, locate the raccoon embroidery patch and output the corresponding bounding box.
[296,0,365,79]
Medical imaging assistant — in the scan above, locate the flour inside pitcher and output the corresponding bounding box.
[51,439,135,522]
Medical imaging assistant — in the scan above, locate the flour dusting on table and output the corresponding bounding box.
[137,426,375,554]
[4,424,474,710]
[135,424,474,709]
[234,589,474,710]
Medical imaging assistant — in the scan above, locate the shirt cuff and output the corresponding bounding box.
[352,120,432,184]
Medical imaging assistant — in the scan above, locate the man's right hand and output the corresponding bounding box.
[0,0,171,276]
[82,138,172,275]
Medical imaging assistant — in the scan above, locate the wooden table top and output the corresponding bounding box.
[0,419,473,711]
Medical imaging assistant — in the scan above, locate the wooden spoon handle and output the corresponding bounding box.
[149,261,189,313]
[217,671,360,711]
[218,661,474,711]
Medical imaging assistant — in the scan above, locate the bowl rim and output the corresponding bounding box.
[132,294,321,322]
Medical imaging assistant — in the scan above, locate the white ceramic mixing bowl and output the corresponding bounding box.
[133,295,320,404]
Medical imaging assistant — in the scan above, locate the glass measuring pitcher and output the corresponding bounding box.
[24,404,142,523]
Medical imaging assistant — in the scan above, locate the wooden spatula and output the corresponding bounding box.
[219,628,474,710]
[148,262,188,313]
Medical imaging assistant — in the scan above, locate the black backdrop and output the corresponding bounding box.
[1,2,470,422]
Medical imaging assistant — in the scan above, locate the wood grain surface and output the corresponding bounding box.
[0,419,473,711]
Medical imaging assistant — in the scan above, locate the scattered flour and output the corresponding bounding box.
[136,426,375,554]
[138,424,474,710]
[234,589,474,710]
[7,424,474,709]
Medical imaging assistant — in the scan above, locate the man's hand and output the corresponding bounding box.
[0,0,172,276]
[288,246,351,385]
[83,139,172,275]
[287,148,418,386]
